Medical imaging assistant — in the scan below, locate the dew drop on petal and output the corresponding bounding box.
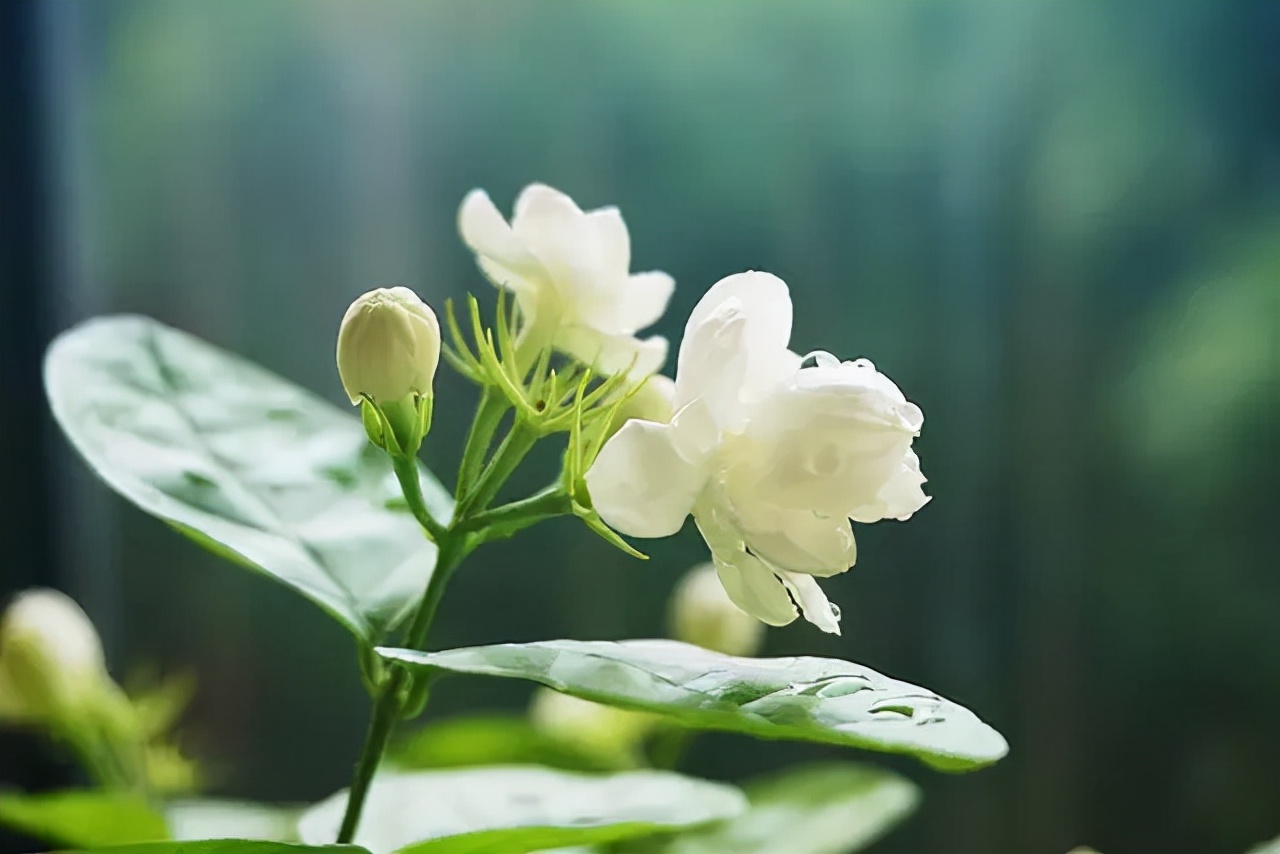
[829,602,842,620]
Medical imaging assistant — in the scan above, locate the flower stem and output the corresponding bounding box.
[455,389,509,499]
[460,486,570,541]
[392,455,448,541]
[455,421,538,517]
[335,531,469,844]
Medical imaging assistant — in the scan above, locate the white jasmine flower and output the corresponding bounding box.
[585,272,929,633]
[458,183,673,377]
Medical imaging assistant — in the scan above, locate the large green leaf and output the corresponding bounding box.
[45,315,451,641]
[60,843,366,854]
[380,640,1007,771]
[388,714,633,772]
[166,799,301,842]
[296,767,746,854]
[0,790,167,847]
[655,762,919,854]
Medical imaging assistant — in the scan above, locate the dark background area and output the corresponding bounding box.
[2,2,1278,853]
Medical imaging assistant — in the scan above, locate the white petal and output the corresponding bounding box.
[555,326,667,378]
[676,272,798,426]
[732,506,857,576]
[476,257,538,299]
[849,449,932,523]
[458,189,540,274]
[710,553,797,628]
[509,184,620,312]
[586,420,705,538]
[511,184,584,272]
[612,271,675,333]
[778,571,842,635]
[586,206,630,272]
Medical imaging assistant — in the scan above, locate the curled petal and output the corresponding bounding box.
[586,420,705,538]
[677,271,795,414]
[777,572,841,635]
[849,450,932,523]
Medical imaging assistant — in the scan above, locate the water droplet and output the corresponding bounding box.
[829,603,842,620]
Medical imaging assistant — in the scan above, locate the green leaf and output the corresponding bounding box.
[655,762,919,854]
[296,767,747,854]
[166,799,301,842]
[388,714,634,772]
[45,316,452,642]
[379,640,1007,772]
[0,790,168,846]
[60,843,367,854]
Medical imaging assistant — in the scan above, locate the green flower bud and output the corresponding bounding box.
[528,687,654,762]
[669,562,765,657]
[337,287,441,406]
[0,589,110,724]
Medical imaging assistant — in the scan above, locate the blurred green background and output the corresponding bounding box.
[5,1,1279,853]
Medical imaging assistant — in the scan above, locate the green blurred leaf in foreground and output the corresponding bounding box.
[0,790,168,847]
[44,315,451,644]
[61,843,367,854]
[380,640,1008,771]
[296,767,747,854]
[656,762,919,854]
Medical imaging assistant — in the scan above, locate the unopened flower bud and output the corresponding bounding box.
[669,562,765,657]
[337,287,441,406]
[0,589,110,723]
[528,687,654,762]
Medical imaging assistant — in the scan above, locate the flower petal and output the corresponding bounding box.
[458,189,541,275]
[555,326,668,378]
[778,571,842,635]
[586,420,705,538]
[587,206,630,273]
[733,506,857,577]
[694,503,797,627]
[613,271,675,333]
[510,184,587,279]
[676,272,798,425]
[710,553,798,628]
[849,449,932,523]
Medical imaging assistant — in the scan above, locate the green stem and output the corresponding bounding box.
[336,532,470,844]
[456,390,509,500]
[456,421,538,517]
[460,486,571,540]
[64,727,129,791]
[392,455,448,541]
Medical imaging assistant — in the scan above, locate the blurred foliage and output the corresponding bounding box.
[19,2,1280,854]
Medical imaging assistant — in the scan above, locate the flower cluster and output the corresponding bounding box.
[338,183,928,634]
